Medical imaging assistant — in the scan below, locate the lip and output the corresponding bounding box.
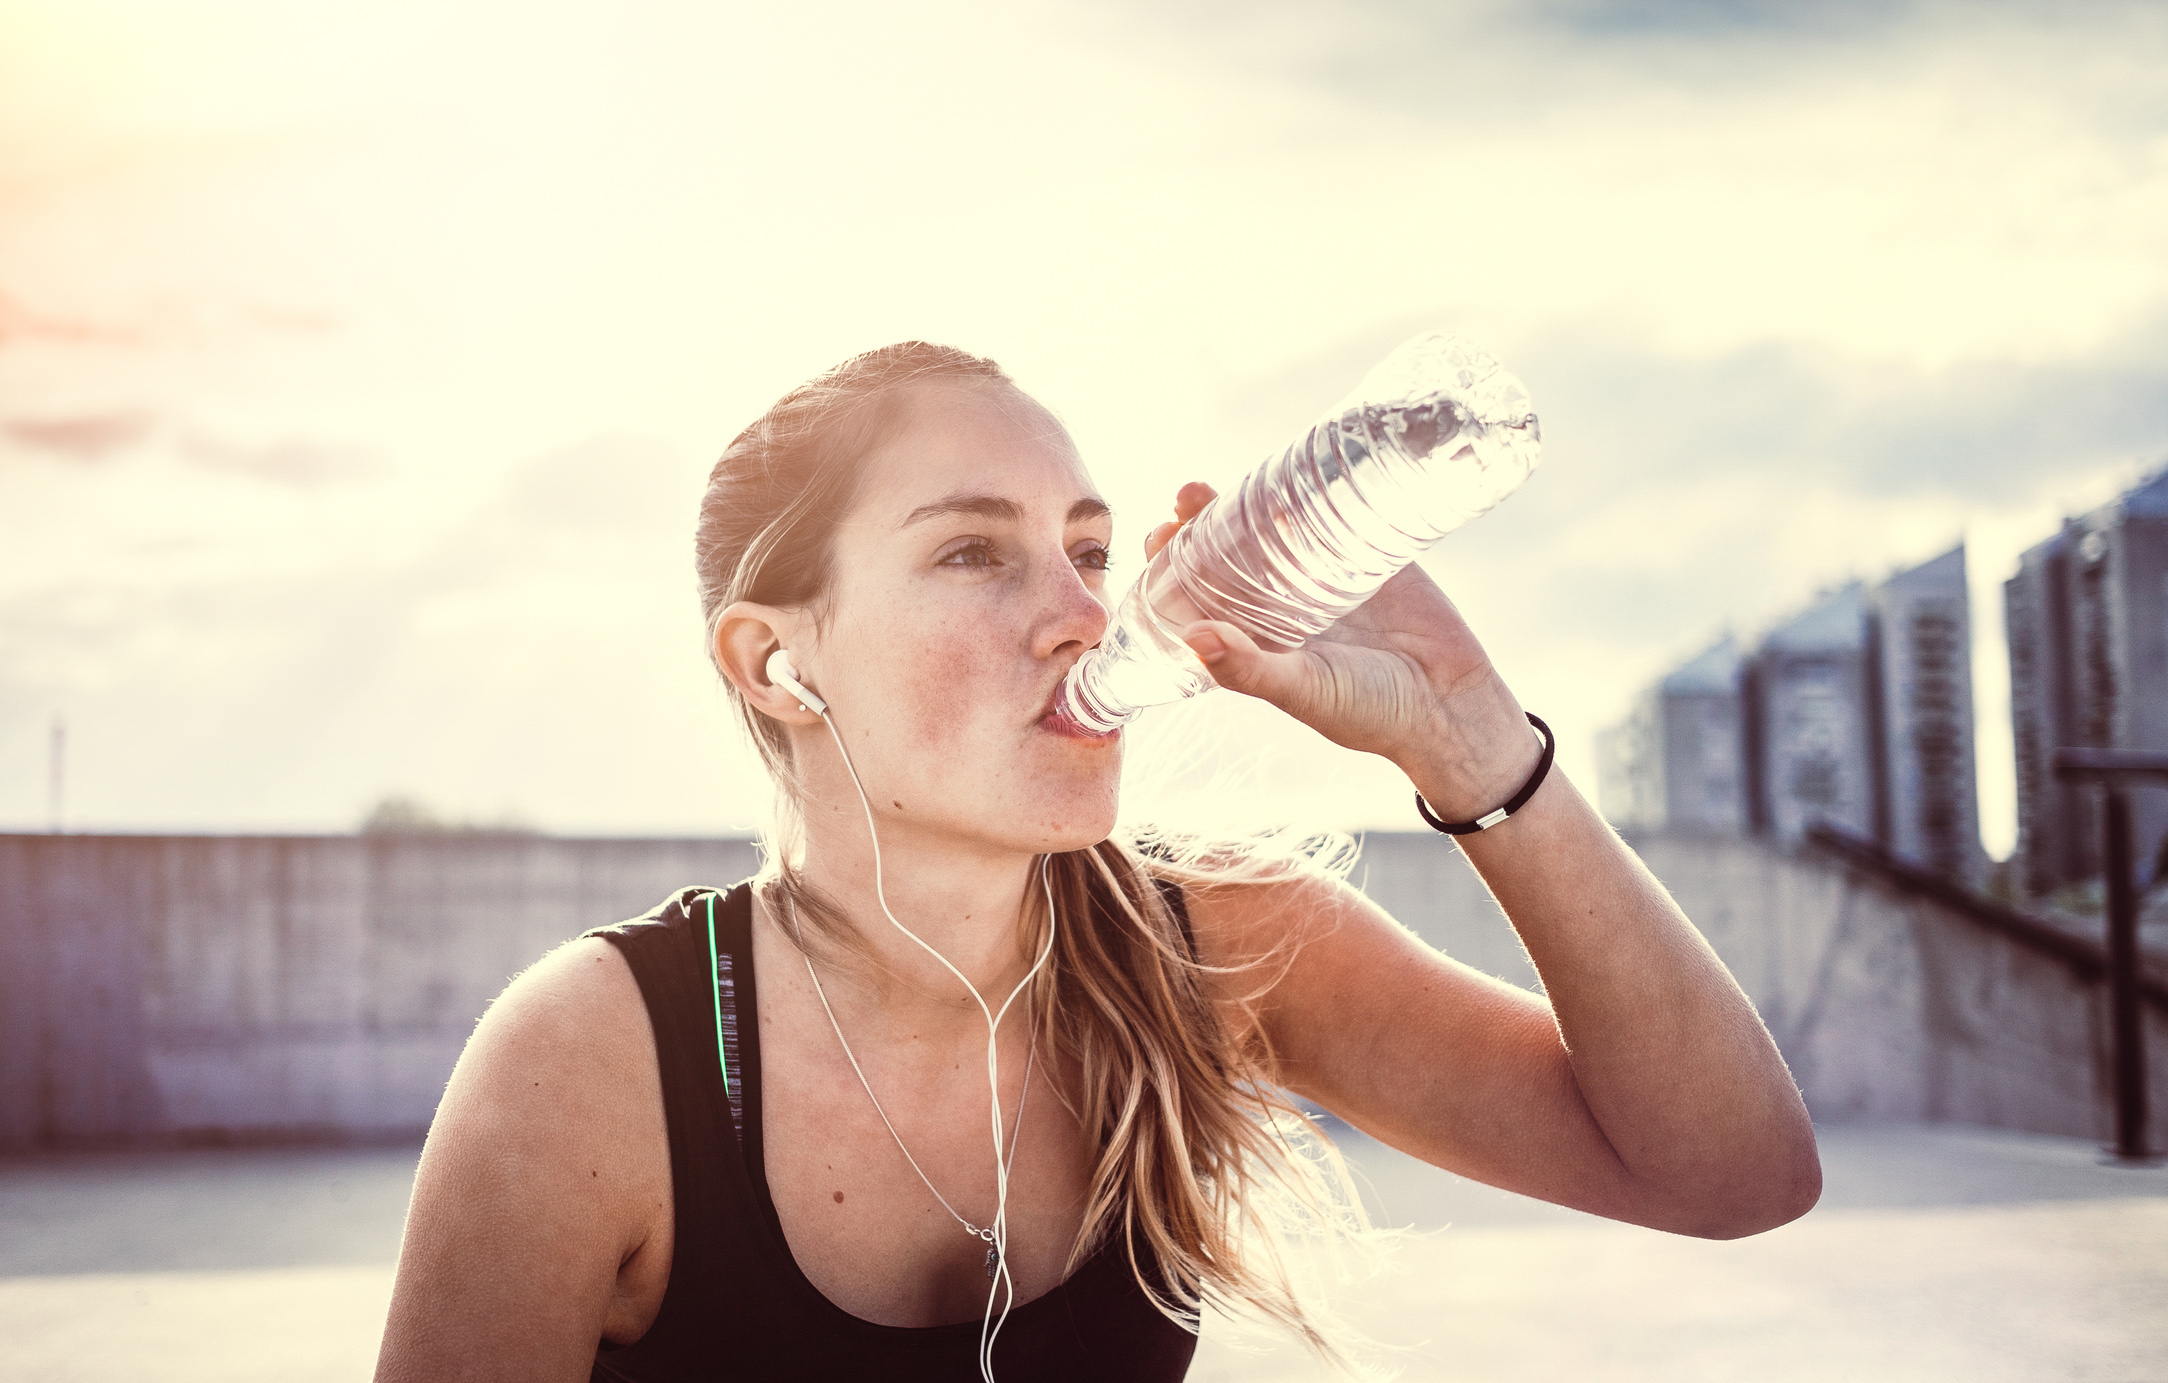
[1037,685,1119,742]
[1039,709,1119,742]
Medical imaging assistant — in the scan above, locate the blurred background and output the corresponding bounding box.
[4,1,2167,1379]
[5,0,2163,842]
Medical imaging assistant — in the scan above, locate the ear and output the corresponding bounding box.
[715,601,823,725]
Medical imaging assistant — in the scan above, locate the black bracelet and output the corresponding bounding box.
[1413,712,1555,836]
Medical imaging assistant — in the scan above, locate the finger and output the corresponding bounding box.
[1180,620,1307,712]
[1174,482,1216,523]
[1148,484,1219,562]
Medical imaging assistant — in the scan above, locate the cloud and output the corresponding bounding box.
[500,436,705,535]
[1219,309,2168,539]
[1529,0,1909,37]
[238,303,339,336]
[1503,0,2132,43]
[1515,317,2168,508]
[3,0,2157,850]
[0,292,144,347]
[1129,0,2164,110]
[3,411,380,485]
[178,431,375,485]
[0,431,746,833]
[2,410,155,462]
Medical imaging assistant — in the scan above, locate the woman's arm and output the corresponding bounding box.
[1152,483,1819,1239]
[1190,778,1820,1239]
[375,939,674,1382]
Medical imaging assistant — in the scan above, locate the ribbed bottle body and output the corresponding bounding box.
[1057,333,1540,734]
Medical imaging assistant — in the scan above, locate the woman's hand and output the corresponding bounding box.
[1144,481,1538,821]
[1157,478,1822,1239]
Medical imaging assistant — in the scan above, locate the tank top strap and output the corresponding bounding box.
[694,887,748,1144]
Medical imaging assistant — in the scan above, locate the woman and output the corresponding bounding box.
[375,342,1820,1382]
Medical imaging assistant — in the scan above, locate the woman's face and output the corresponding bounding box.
[794,380,1122,857]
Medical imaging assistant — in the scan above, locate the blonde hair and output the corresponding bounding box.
[694,342,1371,1356]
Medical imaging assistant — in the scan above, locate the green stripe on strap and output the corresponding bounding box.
[704,891,731,1099]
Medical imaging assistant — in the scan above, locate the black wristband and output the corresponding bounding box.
[1413,713,1555,836]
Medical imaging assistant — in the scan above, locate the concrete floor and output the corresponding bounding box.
[1,1122,2163,1381]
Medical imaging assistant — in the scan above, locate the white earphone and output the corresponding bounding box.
[758,640,1050,1381]
[765,649,826,715]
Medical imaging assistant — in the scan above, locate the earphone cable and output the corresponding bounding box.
[789,895,1036,1247]
[811,702,1057,1383]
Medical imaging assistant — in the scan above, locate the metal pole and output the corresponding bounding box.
[2102,786,2150,1161]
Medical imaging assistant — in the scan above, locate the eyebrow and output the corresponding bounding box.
[899,494,1113,529]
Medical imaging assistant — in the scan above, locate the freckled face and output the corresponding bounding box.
[796,382,1121,855]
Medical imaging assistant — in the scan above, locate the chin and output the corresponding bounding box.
[1009,781,1122,855]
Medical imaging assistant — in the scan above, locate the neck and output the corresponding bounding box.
[786,810,1049,1024]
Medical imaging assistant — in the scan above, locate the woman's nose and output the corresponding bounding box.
[1032,556,1111,662]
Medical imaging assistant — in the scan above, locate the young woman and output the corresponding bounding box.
[375,343,1820,1382]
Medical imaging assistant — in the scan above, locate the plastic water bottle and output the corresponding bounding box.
[1055,332,1541,734]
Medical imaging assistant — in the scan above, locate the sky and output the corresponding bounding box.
[2,0,2164,853]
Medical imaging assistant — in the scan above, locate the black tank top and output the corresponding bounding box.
[584,881,1200,1381]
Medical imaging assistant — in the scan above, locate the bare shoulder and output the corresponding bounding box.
[376,937,672,1380]
[429,933,667,1218]
[463,934,657,1087]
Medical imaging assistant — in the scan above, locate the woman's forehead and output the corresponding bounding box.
[853,381,1101,520]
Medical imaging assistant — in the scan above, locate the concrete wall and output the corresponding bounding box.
[4,829,2162,1149]
[1352,829,2166,1141]
[0,834,759,1148]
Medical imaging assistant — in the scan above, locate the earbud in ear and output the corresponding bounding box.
[765,649,827,715]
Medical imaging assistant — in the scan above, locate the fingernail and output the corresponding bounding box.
[1187,630,1226,664]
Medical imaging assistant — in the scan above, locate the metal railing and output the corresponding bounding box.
[2051,747,2168,1164]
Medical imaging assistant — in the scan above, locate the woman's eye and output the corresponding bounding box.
[940,539,997,568]
[1075,545,1112,572]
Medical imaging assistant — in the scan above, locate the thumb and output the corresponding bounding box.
[1181,620,1307,711]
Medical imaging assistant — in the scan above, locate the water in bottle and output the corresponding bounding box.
[1055,332,1540,734]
